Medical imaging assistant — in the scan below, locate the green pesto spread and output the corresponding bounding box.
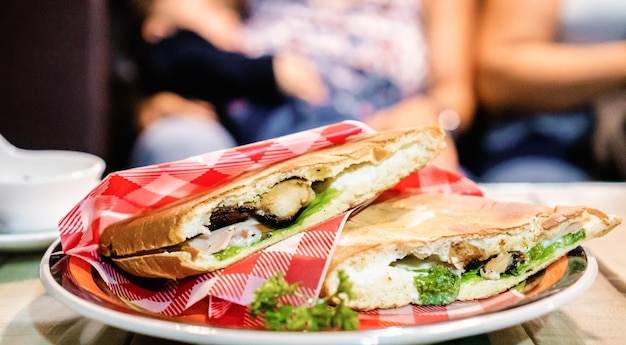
[212,188,340,261]
[413,266,461,305]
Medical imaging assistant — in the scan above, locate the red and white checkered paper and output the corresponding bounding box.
[57,121,484,325]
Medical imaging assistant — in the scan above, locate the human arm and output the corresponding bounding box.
[273,54,328,106]
[146,30,327,109]
[135,91,218,130]
[366,0,477,171]
[145,30,280,104]
[143,0,327,105]
[477,0,626,115]
[144,0,242,52]
[145,30,326,107]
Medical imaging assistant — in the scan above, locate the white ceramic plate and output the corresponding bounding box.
[40,240,597,345]
[0,228,58,252]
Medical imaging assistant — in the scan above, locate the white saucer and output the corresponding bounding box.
[0,228,59,252]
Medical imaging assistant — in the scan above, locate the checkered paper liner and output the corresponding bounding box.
[59,121,373,253]
[56,121,485,326]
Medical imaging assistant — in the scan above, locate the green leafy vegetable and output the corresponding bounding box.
[460,266,482,283]
[213,188,340,261]
[413,265,461,305]
[511,229,586,276]
[250,271,358,331]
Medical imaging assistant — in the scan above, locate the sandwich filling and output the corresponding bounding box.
[179,185,339,261]
[390,228,586,305]
[161,147,413,262]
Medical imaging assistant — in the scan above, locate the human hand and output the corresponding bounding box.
[365,97,461,174]
[148,0,242,51]
[137,92,218,130]
[366,96,448,133]
[273,55,329,105]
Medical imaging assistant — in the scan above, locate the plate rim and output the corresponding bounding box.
[39,239,598,345]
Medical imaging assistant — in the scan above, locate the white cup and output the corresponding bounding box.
[0,135,105,233]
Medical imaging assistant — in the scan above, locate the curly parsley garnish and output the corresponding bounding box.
[249,271,358,331]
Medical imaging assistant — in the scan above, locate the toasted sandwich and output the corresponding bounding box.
[321,191,621,310]
[98,126,445,279]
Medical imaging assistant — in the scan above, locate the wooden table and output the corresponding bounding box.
[1,183,625,345]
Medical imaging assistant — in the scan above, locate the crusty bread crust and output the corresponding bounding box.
[99,126,445,279]
[321,192,621,310]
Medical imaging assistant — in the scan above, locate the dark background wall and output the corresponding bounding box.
[0,0,138,173]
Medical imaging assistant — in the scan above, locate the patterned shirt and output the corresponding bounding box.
[240,0,428,119]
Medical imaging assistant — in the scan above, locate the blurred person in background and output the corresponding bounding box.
[129,0,328,166]
[465,0,626,182]
[131,0,478,174]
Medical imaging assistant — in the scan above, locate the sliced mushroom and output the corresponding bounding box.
[209,178,315,230]
[449,242,484,268]
[209,207,249,230]
[479,251,526,280]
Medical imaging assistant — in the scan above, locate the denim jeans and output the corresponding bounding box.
[130,116,237,167]
[476,111,594,183]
